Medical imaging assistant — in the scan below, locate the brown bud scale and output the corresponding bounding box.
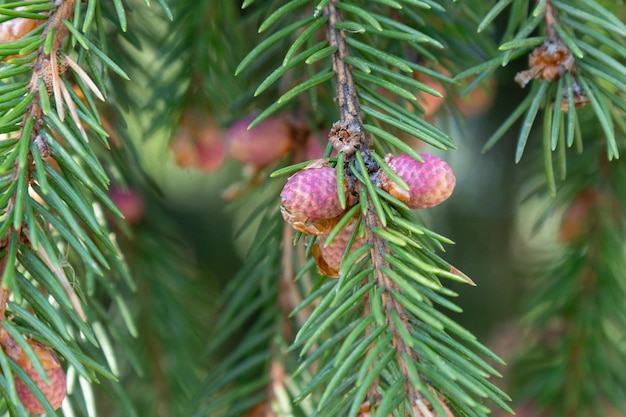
[515,41,575,88]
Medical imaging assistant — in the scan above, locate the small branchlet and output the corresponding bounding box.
[285,1,459,415]
[515,0,589,110]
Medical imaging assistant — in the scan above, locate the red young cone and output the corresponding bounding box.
[313,218,366,278]
[280,160,347,235]
[226,116,292,167]
[380,153,455,209]
[109,188,145,226]
[0,329,66,414]
[171,110,225,172]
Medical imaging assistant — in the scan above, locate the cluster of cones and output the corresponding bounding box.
[169,69,495,176]
[280,153,456,277]
[170,111,324,175]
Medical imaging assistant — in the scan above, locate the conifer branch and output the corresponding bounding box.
[513,152,626,415]
[323,2,453,415]
[201,2,511,416]
[0,1,166,413]
[466,0,626,166]
[1,0,76,317]
[263,224,299,415]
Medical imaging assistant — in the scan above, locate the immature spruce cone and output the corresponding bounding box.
[108,188,145,226]
[0,18,41,44]
[0,329,66,414]
[280,161,346,235]
[380,153,455,209]
[226,116,292,167]
[312,218,366,278]
[15,345,66,414]
[171,111,226,172]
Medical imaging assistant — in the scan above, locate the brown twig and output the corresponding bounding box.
[324,0,371,157]
[365,199,452,417]
[543,0,559,42]
[325,1,363,132]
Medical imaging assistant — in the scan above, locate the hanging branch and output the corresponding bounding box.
[279,1,509,416]
[324,2,452,415]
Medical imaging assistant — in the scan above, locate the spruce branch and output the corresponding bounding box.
[191,182,305,417]
[325,0,366,144]
[0,0,173,414]
[322,4,455,408]
[274,1,509,416]
[196,1,513,416]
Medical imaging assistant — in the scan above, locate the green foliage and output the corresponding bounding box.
[190,180,291,417]
[291,213,511,416]
[1,0,625,416]
[461,2,626,412]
